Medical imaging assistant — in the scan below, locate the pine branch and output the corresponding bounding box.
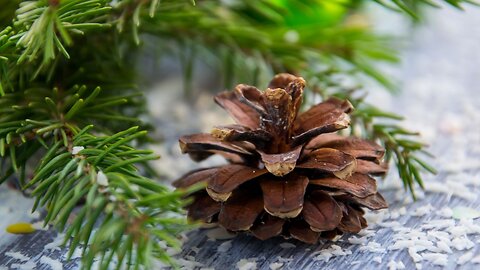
[301,67,437,199]
[24,125,194,269]
[139,0,399,91]
[2,0,398,94]
[0,0,112,93]
[11,0,111,66]
[374,0,479,19]
[0,83,194,268]
[350,101,437,199]
[307,75,437,199]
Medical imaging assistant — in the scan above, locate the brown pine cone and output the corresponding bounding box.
[173,73,388,244]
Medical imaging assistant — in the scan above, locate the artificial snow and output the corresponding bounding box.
[358,241,385,253]
[421,253,448,266]
[268,262,283,270]
[345,203,480,268]
[71,146,84,155]
[472,254,480,264]
[236,259,257,270]
[408,248,422,262]
[457,251,474,265]
[44,233,65,251]
[69,247,83,260]
[177,258,203,269]
[411,204,434,217]
[313,245,352,262]
[378,221,402,228]
[348,236,367,245]
[40,256,63,270]
[5,252,30,262]
[451,236,475,250]
[436,241,452,254]
[452,206,480,219]
[10,260,36,270]
[28,211,41,219]
[96,171,109,186]
[31,221,49,231]
[387,260,405,270]
[438,207,453,218]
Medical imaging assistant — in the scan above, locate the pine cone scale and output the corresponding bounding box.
[187,192,221,222]
[258,145,303,176]
[250,214,285,240]
[291,113,351,147]
[289,220,320,244]
[211,125,271,149]
[337,205,366,233]
[206,164,268,201]
[218,189,263,231]
[234,85,266,116]
[173,167,219,189]
[337,192,388,210]
[303,190,343,232]
[309,173,377,198]
[214,91,260,130]
[316,137,385,160]
[291,98,353,146]
[179,133,254,162]
[355,159,388,175]
[259,174,308,218]
[297,148,356,178]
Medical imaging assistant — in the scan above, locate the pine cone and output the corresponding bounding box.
[173,73,388,244]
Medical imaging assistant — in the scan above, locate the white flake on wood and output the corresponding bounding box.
[457,251,474,265]
[236,259,257,270]
[40,256,63,270]
[10,260,36,270]
[269,262,283,270]
[5,252,30,262]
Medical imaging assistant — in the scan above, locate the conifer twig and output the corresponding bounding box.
[374,0,478,19]
[0,83,197,268]
[306,73,437,199]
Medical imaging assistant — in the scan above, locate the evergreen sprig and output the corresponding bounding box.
[12,0,111,66]
[306,71,437,198]
[26,126,192,270]
[350,99,437,199]
[140,0,399,92]
[374,0,478,19]
[0,1,198,268]
[0,82,195,268]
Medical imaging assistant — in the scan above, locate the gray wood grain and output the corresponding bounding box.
[2,3,480,270]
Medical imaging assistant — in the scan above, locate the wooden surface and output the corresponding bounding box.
[2,5,480,270]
